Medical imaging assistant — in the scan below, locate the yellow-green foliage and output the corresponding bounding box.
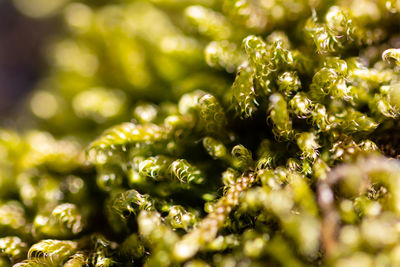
[2,0,400,266]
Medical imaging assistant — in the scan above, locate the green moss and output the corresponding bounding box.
[2,0,400,266]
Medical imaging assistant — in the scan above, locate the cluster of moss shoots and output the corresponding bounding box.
[2,0,400,266]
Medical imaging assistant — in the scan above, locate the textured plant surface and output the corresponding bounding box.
[1,0,400,266]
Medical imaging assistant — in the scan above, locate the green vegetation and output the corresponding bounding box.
[2,0,400,266]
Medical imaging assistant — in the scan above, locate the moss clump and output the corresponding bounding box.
[2,0,400,266]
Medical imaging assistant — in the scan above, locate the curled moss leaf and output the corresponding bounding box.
[170,159,204,184]
[230,65,258,118]
[383,48,400,66]
[26,240,78,266]
[268,93,293,139]
[111,190,154,221]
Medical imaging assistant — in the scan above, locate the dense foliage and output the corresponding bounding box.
[2,0,400,266]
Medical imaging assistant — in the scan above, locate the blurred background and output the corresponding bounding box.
[0,0,61,118]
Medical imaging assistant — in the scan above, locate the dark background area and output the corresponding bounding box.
[0,1,58,118]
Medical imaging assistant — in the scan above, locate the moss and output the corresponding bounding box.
[1,0,400,266]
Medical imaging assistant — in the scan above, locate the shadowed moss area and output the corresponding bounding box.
[1,0,400,266]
